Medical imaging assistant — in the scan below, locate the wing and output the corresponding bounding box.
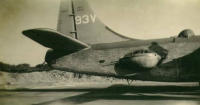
[22,28,89,51]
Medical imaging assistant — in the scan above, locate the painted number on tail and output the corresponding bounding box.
[75,14,96,25]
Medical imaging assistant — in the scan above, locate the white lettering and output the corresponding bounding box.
[82,15,89,24]
[90,14,96,23]
[75,16,81,25]
[75,14,96,25]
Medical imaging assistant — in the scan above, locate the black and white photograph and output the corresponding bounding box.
[0,0,200,105]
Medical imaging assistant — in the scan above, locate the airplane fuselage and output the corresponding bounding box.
[52,36,200,82]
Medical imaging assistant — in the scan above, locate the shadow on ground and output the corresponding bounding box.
[1,84,200,105]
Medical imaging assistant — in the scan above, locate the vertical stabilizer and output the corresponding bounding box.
[57,0,133,44]
[57,0,77,38]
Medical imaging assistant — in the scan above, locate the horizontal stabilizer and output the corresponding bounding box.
[22,28,89,50]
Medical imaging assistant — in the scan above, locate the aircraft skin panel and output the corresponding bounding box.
[52,36,200,82]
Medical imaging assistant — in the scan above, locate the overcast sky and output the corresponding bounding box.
[0,0,200,66]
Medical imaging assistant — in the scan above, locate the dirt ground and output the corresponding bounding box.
[0,70,200,105]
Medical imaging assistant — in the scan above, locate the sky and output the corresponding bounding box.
[0,0,200,66]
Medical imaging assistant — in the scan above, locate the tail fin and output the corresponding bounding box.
[57,0,135,44]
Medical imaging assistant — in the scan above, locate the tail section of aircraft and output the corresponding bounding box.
[23,0,137,64]
[57,0,135,44]
[22,28,90,65]
[57,0,75,38]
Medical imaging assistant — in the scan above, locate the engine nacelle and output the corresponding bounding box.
[119,49,161,69]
